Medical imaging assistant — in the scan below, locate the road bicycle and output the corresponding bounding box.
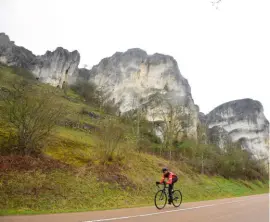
[154,182,182,209]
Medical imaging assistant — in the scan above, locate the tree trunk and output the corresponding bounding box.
[136,108,140,146]
[201,153,204,174]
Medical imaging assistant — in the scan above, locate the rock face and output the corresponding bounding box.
[0,33,80,87]
[32,47,80,87]
[0,33,35,69]
[206,99,269,159]
[1,33,269,156]
[81,48,199,138]
[198,112,207,125]
[207,126,232,149]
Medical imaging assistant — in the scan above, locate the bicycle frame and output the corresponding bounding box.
[156,183,169,195]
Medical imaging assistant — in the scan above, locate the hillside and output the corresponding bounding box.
[1,33,269,159]
[0,64,268,215]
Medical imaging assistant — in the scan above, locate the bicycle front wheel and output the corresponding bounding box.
[154,190,167,209]
[172,190,182,207]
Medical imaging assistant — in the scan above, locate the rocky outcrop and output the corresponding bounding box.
[80,48,199,138]
[199,112,207,125]
[32,48,80,87]
[207,126,232,149]
[0,33,80,87]
[0,33,36,69]
[1,33,269,156]
[206,99,269,159]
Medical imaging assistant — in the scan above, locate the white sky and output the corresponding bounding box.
[0,0,269,119]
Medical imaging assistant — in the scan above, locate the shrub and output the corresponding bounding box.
[11,66,36,80]
[70,81,98,105]
[96,117,125,162]
[0,80,66,156]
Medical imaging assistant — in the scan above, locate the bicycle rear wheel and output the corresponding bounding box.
[172,190,182,207]
[154,190,167,209]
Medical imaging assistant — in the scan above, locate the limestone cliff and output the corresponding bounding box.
[1,33,269,156]
[80,48,199,138]
[206,99,269,159]
[0,33,80,87]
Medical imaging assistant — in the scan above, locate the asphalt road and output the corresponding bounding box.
[1,194,269,222]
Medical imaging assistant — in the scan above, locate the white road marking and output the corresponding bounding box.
[83,196,262,222]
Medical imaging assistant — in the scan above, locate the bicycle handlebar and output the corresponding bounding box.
[156,182,169,189]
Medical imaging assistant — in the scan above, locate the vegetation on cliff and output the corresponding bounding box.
[0,64,268,215]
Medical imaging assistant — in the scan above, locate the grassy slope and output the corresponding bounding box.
[0,65,269,216]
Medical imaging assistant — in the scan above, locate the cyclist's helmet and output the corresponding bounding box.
[162,167,168,173]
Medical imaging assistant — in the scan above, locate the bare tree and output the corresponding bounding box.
[153,96,191,160]
[94,77,114,114]
[97,117,125,162]
[0,80,66,155]
[196,124,208,174]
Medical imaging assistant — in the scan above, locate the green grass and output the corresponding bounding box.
[0,64,269,216]
[0,164,268,216]
[0,145,269,216]
[44,128,97,166]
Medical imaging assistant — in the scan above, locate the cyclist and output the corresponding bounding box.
[156,167,178,204]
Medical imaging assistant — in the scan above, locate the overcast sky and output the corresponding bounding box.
[0,0,269,119]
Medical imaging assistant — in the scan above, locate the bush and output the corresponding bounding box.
[11,66,36,80]
[0,80,66,156]
[70,81,98,105]
[169,137,268,180]
[97,117,125,162]
[216,145,268,180]
[71,81,118,115]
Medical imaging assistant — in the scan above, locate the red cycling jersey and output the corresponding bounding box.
[160,171,177,185]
